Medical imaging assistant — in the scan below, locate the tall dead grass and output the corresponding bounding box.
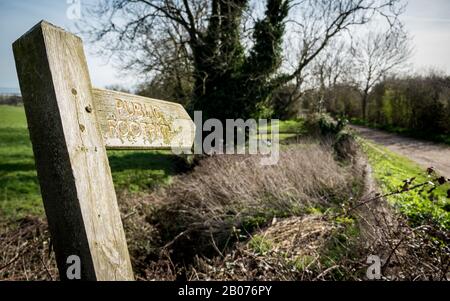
[148,141,362,262]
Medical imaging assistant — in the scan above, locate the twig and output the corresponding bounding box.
[0,252,21,271]
[161,230,190,250]
[210,232,224,258]
[313,265,341,281]
[382,225,429,272]
[39,255,54,281]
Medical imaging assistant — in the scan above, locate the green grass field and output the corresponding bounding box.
[0,105,179,221]
[361,140,450,230]
[0,106,41,219]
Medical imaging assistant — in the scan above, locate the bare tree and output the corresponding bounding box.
[270,39,355,118]
[350,24,412,120]
[278,0,405,83]
[268,0,406,115]
[307,40,354,112]
[81,0,406,119]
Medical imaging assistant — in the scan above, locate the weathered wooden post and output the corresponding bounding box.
[13,21,194,281]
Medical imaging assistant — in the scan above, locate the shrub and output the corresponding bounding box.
[333,131,358,161]
[305,113,348,137]
[304,113,357,161]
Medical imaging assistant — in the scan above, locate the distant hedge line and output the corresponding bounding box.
[0,95,22,106]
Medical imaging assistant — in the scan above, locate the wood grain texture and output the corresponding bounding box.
[92,88,195,151]
[13,21,134,280]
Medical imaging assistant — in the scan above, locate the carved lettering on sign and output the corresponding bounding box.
[91,88,195,150]
[105,98,181,145]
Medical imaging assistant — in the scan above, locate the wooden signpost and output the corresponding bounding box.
[13,21,195,281]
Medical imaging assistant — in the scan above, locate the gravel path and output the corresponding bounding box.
[351,125,450,177]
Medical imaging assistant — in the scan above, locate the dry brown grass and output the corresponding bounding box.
[146,141,361,263]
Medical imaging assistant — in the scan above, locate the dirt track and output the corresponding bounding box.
[351,125,450,177]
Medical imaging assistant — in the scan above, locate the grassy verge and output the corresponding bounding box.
[360,139,450,230]
[258,119,305,134]
[255,119,306,143]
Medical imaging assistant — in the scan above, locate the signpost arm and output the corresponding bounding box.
[13,21,134,280]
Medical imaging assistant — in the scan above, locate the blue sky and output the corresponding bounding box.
[0,0,125,90]
[1,0,450,91]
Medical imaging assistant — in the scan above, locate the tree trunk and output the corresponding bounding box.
[362,90,369,121]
